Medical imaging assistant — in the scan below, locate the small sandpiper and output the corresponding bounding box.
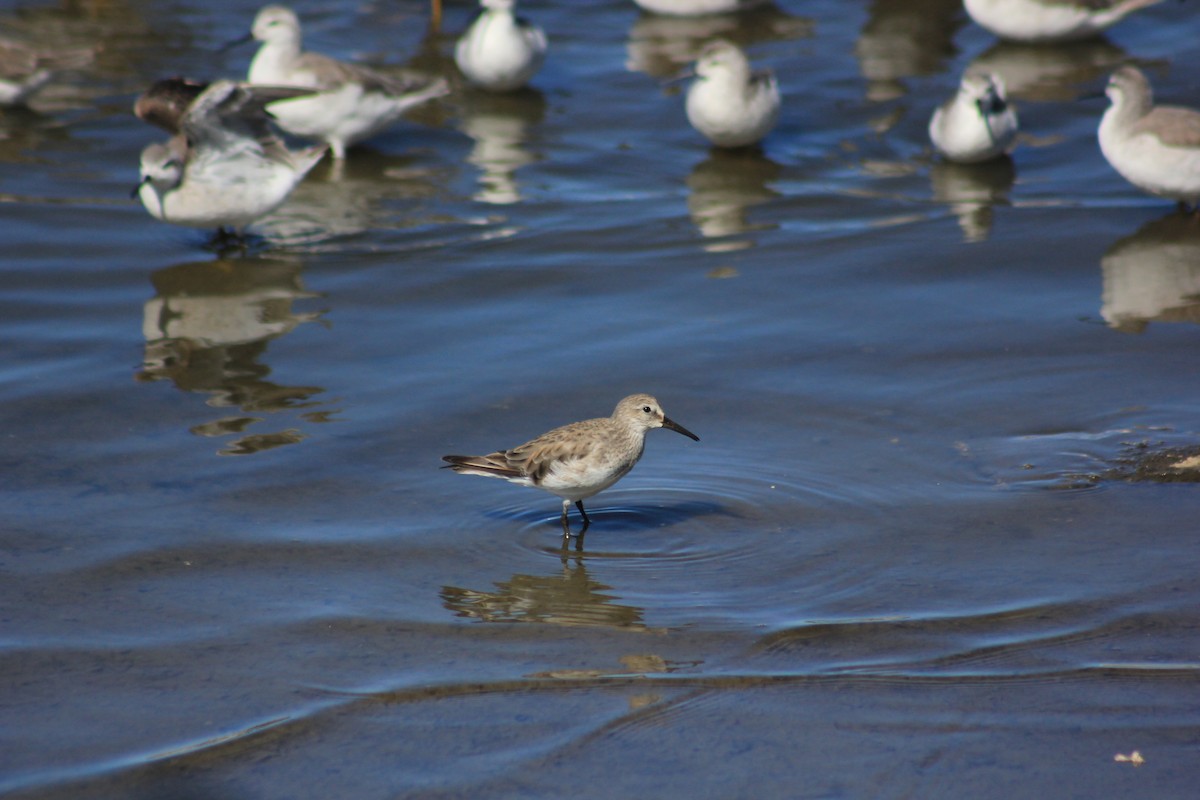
[134,79,327,235]
[684,40,780,149]
[442,394,699,543]
[455,0,547,92]
[1098,66,1200,210]
[236,4,449,160]
[964,0,1166,43]
[929,72,1018,164]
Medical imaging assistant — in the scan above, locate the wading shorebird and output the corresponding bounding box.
[443,394,700,544]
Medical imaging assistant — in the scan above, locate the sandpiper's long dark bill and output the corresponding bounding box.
[442,394,699,543]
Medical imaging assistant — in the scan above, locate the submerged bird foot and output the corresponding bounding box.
[559,501,591,549]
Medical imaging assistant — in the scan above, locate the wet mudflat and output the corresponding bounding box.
[1,1,1198,797]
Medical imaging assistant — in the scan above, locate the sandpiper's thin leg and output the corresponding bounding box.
[560,500,572,542]
[573,502,589,551]
[430,0,442,32]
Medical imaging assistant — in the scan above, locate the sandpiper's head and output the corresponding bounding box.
[614,394,700,441]
[694,40,751,82]
[1105,65,1152,111]
[959,72,1007,115]
[252,5,302,44]
[139,140,184,190]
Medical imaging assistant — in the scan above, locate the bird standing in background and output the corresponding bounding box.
[929,72,1019,163]
[455,0,547,92]
[1098,66,1200,210]
[134,80,326,235]
[238,4,448,159]
[685,40,780,149]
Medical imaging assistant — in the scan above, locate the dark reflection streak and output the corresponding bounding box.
[36,667,1194,794]
[6,712,309,798]
[140,715,293,762]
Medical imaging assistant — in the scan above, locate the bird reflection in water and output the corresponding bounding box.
[441,557,653,631]
[626,3,811,80]
[966,38,1131,102]
[856,0,963,103]
[1100,211,1200,333]
[135,257,330,455]
[929,156,1015,243]
[457,88,545,205]
[686,147,781,250]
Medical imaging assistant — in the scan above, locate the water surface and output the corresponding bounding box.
[2,0,1198,797]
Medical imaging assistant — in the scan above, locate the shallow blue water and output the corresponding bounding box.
[2,0,1199,797]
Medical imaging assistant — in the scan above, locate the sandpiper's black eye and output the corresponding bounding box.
[642,406,652,414]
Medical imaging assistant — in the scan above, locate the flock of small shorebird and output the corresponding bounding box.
[5,0,1199,547]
